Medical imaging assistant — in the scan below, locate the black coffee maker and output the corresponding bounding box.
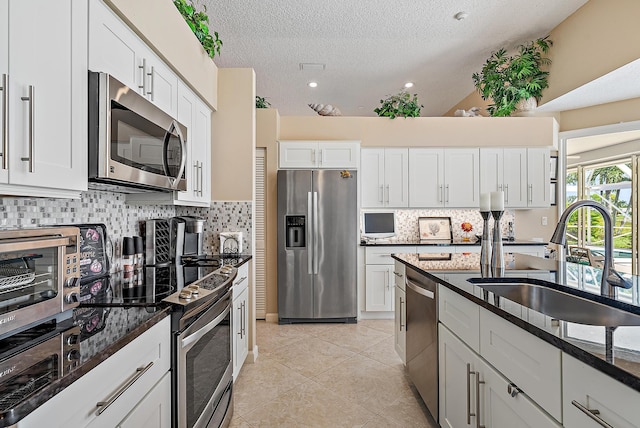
[171,216,205,263]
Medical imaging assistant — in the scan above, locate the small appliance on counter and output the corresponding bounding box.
[220,231,243,255]
[171,216,205,263]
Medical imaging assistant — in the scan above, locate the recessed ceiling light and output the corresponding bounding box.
[404,82,414,88]
[454,11,468,21]
[308,82,318,88]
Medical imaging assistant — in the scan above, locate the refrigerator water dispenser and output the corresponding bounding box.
[286,216,306,248]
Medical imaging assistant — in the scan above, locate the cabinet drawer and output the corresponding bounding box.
[22,316,171,428]
[365,246,415,264]
[563,353,640,428]
[393,260,406,291]
[438,285,480,352]
[480,309,561,421]
[233,263,250,298]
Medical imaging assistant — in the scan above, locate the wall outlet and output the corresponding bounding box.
[541,216,548,226]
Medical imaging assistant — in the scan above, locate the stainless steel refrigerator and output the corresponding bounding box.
[277,169,358,323]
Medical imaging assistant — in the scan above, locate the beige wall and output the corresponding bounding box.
[105,0,218,110]
[280,116,557,147]
[256,110,280,316]
[211,68,256,201]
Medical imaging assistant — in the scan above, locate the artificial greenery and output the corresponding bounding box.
[472,36,553,117]
[255,96,271,109]
[173,0,222,59]
[374,91,423,119]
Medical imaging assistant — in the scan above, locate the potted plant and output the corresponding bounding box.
[374,90,422,119]
[173,0,222,59]
[472,36,553,117]
[256,96,271,108]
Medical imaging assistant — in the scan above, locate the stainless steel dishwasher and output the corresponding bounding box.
[405,266,438,421]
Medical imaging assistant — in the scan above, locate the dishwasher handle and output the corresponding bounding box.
[406,279,435,299]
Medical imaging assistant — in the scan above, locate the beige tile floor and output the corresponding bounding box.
[230,319,439,428]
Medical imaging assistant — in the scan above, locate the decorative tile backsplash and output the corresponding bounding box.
[0,191,252,268]
[367,208,515,241]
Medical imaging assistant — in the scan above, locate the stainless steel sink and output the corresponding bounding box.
[468,279,640,326]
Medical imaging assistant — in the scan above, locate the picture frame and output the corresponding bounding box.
[550,182,557,206]
[418,217,452,241]
[419,253,452,261]
[550,156,558,181]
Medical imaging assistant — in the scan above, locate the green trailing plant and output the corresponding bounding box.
[173,0,222,59]
[374,91,423,119]
[255,96,271,109]
[472,36,553,117]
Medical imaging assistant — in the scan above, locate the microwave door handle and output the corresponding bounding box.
[163,120,187,189]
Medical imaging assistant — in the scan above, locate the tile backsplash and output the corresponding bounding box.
[0,191,252,268]
[365,208,515,241]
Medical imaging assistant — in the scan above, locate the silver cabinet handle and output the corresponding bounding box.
[467,363,474,424]
[193,162,198,194]
[476,372,485,428]
[379,185,384,203]
[386,184,390,203]
[20,85,34,173]
[571,400,613,428]
[446,184,450,203]
[385,270,390,290]
[318,148,323,165]
[96,361,154,415]
[399,297,405,331]
[507,382,522,397]
[237,303,243,338]
[528,184,533,203]
[138,58,147,93]
[393,271,403,278]
[311,149,316,164]
[504,184,509,203]
[242,301,246,336]
[147,65,154,99]
[0,74,7,170]
[198,161,203,196]
[235,276,248,285]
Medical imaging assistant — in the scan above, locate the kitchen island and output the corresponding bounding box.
[393,252,640,428]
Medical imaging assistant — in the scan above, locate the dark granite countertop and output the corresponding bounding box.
[361,238,547,246]
[393,252,640,392]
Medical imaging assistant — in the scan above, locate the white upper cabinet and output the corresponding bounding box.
[278,140,360,169]
[527,147,551,207]
[480,147,549,208]
[0,0,87,197]
[361,148,408,207]
[409,148,479,208]
[89,0,178,117]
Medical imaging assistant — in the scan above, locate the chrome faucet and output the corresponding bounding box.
[550,199,631,298]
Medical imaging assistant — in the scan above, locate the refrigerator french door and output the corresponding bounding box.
[277,169,357,323]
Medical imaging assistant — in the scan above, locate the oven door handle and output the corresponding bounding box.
[181,304,230,349]
[0,236,73,253]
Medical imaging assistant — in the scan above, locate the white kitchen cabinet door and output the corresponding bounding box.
[176,81,196,198]
[526,147,550,207]
[479,148,503,196]
[279,140,318,168]
[361,148,385,207]
[503,148,528,208]
[6,0,87,191]
[317,141,360,168]
[443,148,479,208]
[384,148,409,207]
[563,353,640,428]
[439,324,478,428]
[143,53,178,117]
[479,308,562,421]
[365,264,394,311]
[439,285,480,352]
[117,372,172,428]
[193,98,212,203]
[409,148,444,207]
[394,285,406,363]
[479,356,561,428]
[233,286,249,379]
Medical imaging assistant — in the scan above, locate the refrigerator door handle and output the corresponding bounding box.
[313,191,319,274]
[307,191,313,274]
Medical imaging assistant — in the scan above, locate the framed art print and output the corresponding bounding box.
[418,217,452,241]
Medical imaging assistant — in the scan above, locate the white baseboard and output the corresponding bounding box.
[247,345,259,363]
[265,313,278,323]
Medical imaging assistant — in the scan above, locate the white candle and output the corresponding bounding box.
[480,193,491,212]
[491,191,504,211]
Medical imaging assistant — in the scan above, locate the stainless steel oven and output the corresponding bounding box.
[88,71,187,192]
[0,227,80,338]
[168,268,236,428]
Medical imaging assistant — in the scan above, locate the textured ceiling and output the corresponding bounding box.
[199,0,588,117]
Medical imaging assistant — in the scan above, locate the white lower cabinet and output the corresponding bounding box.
[19,317,171,428]
[479,308,562,421]
[117,372,171,428]
[563,353,640,428]
[232,263,250,379]
[439,324,560,428]
[365,264,394,311]
[393,260,406,363]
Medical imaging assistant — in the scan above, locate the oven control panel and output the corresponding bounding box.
[62,231,81,310]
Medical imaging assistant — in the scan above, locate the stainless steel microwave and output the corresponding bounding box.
[88,71,187,192]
